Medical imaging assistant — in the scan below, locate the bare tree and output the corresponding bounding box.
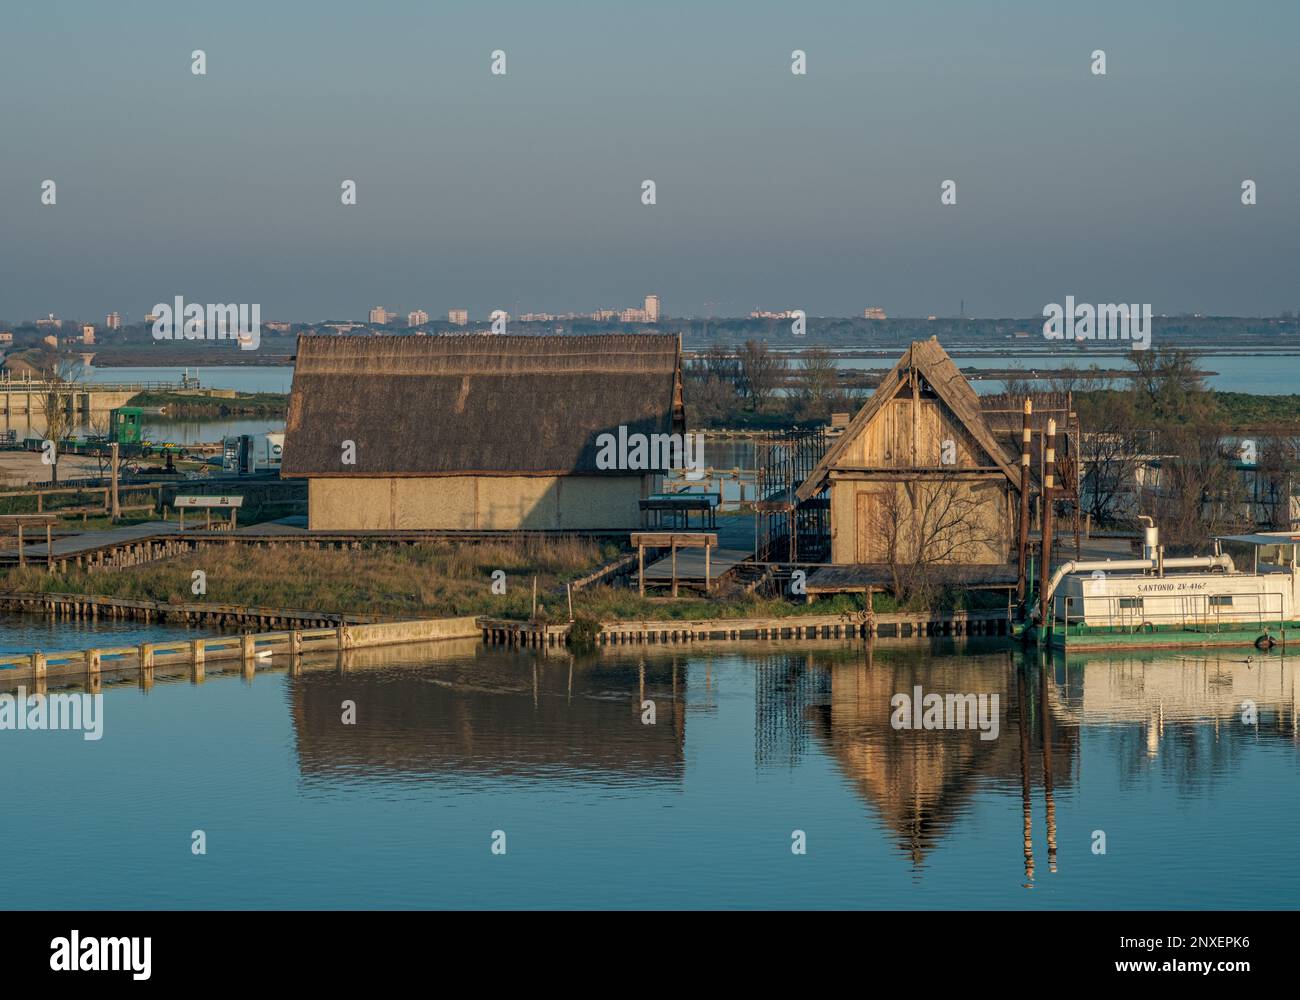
[1253,435,1300,529]
[1141,423,1246,549]
[793,348,839,419]
[736,340,787,410]
[870,473,1003,609]
[42,360,85,485]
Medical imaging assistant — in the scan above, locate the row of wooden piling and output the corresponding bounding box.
[3,626,348,682]
[479,611,1010,646]
[0,591,372,629]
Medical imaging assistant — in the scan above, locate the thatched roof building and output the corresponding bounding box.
[283,334,686,531]
[796,337,1022,565]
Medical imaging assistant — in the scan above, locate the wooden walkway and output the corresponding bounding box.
[0,615,481,683]
[0,521,634,571]
[0,591,390,628]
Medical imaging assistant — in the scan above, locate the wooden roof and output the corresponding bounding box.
[795,337,1020,501]
[282,334,685,477]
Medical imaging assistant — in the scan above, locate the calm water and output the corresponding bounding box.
[84,365,293,394]
[0,613,213,656]
[2,628,1296,910]
[837,350,1300,396]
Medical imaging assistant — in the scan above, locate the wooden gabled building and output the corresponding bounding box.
[795,337,1022,566]
[281,333,686,531]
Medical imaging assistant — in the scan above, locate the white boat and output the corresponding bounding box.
[1041,518,1299,649]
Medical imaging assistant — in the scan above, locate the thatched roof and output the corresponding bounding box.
[282,334,685,477]
[795,337,1020,501]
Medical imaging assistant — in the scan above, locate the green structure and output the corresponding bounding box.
[108,406,144,446]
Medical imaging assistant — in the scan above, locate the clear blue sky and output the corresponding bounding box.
[1,0,1296,322]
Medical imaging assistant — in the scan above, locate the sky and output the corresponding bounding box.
[1,0,1297,323]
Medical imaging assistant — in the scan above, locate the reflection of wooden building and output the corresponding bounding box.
[289,651,686,783]
[800,650,1076,867]
[795,338,1023,566]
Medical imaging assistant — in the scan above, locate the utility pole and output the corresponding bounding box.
[109,442,121,520]
[1016,399,1032,609]
[1038,419,1057,634]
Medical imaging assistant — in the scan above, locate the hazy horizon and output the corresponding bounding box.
[3,0,1297,321]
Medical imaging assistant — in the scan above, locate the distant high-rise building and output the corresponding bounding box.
[407,309,429,327]
[864,307,887,320]
[81,324,96,344]
[644,294,661,323]
[448,309,469,326]
[368,306,389,325]
[105,311,122,330]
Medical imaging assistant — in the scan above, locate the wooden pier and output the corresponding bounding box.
[0,591,390,629]
[0,615,481,683]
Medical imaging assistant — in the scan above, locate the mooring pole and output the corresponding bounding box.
[1016,398,1033,609]
[1038,418,1057,635]
[109,443,121,520]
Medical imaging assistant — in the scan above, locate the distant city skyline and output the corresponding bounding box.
[1,1,1297,320]
[5,299,1299,328]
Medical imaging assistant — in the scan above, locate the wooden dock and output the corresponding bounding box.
[0,522,638,572]
[0,591,391,628]
[0,615,481,683]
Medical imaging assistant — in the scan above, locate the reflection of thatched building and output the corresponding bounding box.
[801,650,1076,866]
[289,649,686,784]
[282,334,685,530]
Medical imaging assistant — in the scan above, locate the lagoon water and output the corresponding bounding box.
[2,626,1296,910]
[71,352,1300,447]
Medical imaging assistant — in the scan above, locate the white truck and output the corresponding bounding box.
[221,432,284,475]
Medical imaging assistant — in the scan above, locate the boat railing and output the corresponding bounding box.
[1063,590,1286,636]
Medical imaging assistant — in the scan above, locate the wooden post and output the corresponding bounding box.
[87,649,101,676]
[241,634,256,660]
[109,443,120,520]
[191,638,205,665]
[531,576,538,618]
[704,540,711,595]
[1017,398,1032,608]
[45,523,53,571]
[566,583,574,622]
[1038,418,1057,635]
[671,539,678,598]
[138,643,154,669]
[179,507,185,531]
[638,544,645,596]
[32,652,47,680]
[231,507,237,531]
[17,523,24,568]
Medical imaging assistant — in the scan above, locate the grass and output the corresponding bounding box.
[0,537,1009,623]
[0,536,619,619]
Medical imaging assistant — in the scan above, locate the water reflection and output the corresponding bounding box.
[785,645,1076,874]
[289,645,687,788]
[6,633,1295,907]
